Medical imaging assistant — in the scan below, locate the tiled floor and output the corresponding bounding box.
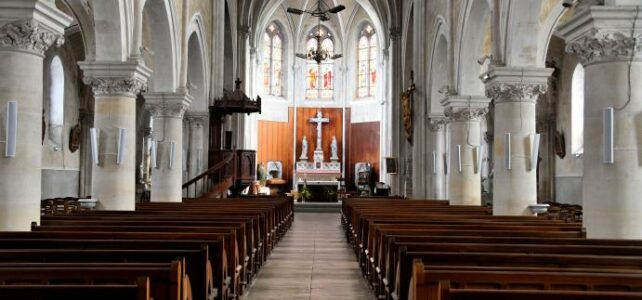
[243,212,374,300]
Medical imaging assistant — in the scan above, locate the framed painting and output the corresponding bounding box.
[385,157,398,174]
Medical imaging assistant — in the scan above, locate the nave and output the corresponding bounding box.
[244,212,372,300]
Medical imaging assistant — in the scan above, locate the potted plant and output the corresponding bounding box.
[299,183,311,202]
[257,163,267,187]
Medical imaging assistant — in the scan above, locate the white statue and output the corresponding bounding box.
[330,136,339,161]
[310,111,329,151]
[300,136,309,160]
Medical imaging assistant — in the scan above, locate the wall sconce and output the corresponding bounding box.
[456,144,462,173]
[504,133,512,170]
[89,128,99,165]
[168,141,176,170]
[4,101,17,157]
[150,140,158,169]
[531,133,541,171]
[197,148,203,171]
[603,107,614,164]
[116,128,126,165]
[475,146,483,174]
[432,151,437,175]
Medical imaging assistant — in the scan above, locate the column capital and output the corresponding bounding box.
[427,114,447,132]
[78,61,152,97]
[0,0,73,56]
[144,92,193,119]
[483,67,553,104]
[441,95,491,122]
[185,111,209,128]
[390,27,402,39]
[238,25,251,39]
[557,6,642,66]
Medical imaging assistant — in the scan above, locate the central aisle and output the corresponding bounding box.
[243,212,373,300]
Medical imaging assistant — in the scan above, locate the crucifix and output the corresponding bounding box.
[310,111,329,151]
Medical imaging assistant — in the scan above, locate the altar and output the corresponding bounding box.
[295,111,342,202]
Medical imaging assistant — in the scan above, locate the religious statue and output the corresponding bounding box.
[300,136,309,160]
[401,70,416,144]
[310,111,329,151]
[330,136,339,161]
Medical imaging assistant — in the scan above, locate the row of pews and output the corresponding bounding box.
[1,196,293,300]
[342,198,642,300]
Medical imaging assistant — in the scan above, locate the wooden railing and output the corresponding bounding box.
[182,149,236,199]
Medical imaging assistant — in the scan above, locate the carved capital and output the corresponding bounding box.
[390,27,402,39]
[567,30,641,65]
[87,77,147,97]
[185,111,209,128]
[238,25,251,39]
[557,6,642,66]
[485,82,548,103]
[0,19,64,55]
[483,67,552,104]
[78,61,152,97]
[428,114,447,132]
[428,117,447,132]
[444,106,489,122]
[441,95,491,123]
[145,93,193,119]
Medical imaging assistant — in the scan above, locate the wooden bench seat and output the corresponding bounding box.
[412,260,642,300]
[0,261,185,300]
[0,235,219,300]
[0,277,151,300]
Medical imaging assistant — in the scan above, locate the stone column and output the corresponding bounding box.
[0,4,72,230]
[427,115,448,199]
[235,25,251,149]
[79,61,151,210]
[558,4,642,238]
[387,27,403,195]
[185,111,208,197]
[484,67,552,215]
[144,92,192,202]
[442,96,490,205]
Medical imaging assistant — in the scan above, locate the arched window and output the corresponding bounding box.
[306,25,334,99]
[357,24,377,98]
[48,55,65,150]
[263,23,283,96]
[571,64,584,156]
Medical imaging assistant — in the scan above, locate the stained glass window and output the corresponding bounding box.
[263,22,283,96]
[357,24,377,98]
[306,25,334,100]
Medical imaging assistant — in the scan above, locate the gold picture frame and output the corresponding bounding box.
[385,157,398,174]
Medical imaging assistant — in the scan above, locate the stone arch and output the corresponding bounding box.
[92,0,132,61]
[503,1,545,67]
[456,0,492,95]
[224,1,235,90]
[142,0,178,92]
[429,30,449,114]
[187,14,209,111]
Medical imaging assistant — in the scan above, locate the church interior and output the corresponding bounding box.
[2,0,642,299]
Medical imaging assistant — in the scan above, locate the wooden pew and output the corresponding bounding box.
[411,260,642,300]
[341,198,642,300]
[0,276,151,300]
[0,261,185,300]
[0,233,221,300]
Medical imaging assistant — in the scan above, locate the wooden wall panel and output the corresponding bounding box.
[348,121,380,190]
[295,107,344,166]
[256,107,294,185]
[257,107,380,192]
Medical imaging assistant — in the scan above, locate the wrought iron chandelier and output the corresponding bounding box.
[288,0,344,64]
